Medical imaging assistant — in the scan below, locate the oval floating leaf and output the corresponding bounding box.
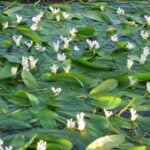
[86,134,125,150]
[21,70,38,89]
[76,26,97,39]
[93,96,122,109]
[90,79,118,95]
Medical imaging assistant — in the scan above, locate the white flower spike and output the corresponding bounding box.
[128,76,137,86]
[13,35,22,47]
[2,22,9,29]
[57,53,66,61]
[146,82,150,93]
[37,140,47,150]
[60,36,72,49]
[53,40,60,52]
[63,65,71,73]
[49,6,60,15]
[74,45,80,51]
[35,44,46,52]
[104,108,113,118]
[144,15,150,26]
[16,14,22,24]
[50,64,59,74]
[67,118,75,129]
[11,67,17,77]
[130,108,138,122]
[28,56,38,70]
[76,112,86,131]
[117,7,125,16]
[86,39,100,50]
[31,23,38,31]
[70,28,78,38]
[62,11,69,19]
[126,42,135,50]
[25,41,33,48]
[141,30,150,40]
[111,34,118,42]
[22,56,29,71]
[51,87,62,96]
[127,58,134,70]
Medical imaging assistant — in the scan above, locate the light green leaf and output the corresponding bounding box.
[92,96,122,109]
[17,27,41,44]
[90,79,118,95]
[128,146,146,150]
[86,134,125,150]
[21,70,38,89]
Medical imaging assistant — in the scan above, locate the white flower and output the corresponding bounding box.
[28,56,38,70]
[53,40,60,52]
[111,34,118,42]
[126,42,135,50]
[103,108,113,118]
[56,15,61,22]
[60,36,72,49]
[2,22,8,29]
[140,54,147,64]
[32,12,44,24]
[144,15,150,26]
[141,30,150,40]
[57,53,66,61]
[25,40,33,48]
[70,28,78,38]
[0,139,3,146]
[76,112,86,131]
[67,118,75,129]
[128,76,137,86]
[22,56,29,71]
[130,108,138,122]
[5,146,13,150]
[37,140,47,150]
[16,14,22,24]
[86,39,100,50]
[30,23,38,31]
[146,82,150,93]
[50,64,58,74]
[74,45,80,51]
[127,58,134,70]
[117,7,125,16]
[63,65,71,73]
[49,6,60,15]
[143,46,150,57]
[13,35,22,47]
[35,44,46,52]
[51,87,62,96]
[11,67,17,76]
[62,11,69,19]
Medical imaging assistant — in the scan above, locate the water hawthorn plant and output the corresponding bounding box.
[0,1,150,150]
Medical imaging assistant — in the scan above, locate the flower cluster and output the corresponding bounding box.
[36,140,47,150]
[22,56,38,71]
[49,6,69,22]
[31,12,44,31]
[66,112,86,131]
[140,46,150,64]
[0,139,13,150]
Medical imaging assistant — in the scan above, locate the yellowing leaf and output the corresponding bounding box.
[86,135,125,150]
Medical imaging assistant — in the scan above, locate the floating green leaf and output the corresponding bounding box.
[90,79,118,95]
[21,70,38,89]
[86,134,125,150]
